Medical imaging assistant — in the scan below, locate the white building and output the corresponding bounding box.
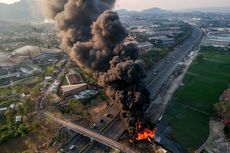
[15,115,22,123]
[203,33,230,48]
[0,107,7,114]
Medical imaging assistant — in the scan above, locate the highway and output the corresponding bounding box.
[83,115,125,153]
[57,26,204,153]
[45,112,137,153]
[145,26,203,123]
[62,103,121,152]
[67,107,124,153]
[145,26,203,98]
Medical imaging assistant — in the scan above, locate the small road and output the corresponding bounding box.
[45,112,137,153]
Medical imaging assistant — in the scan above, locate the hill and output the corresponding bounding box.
[178,7,230,13]
[117,9,138,14]
[117,7,171,15]
[141,7,171,14]
[0,0,44,22]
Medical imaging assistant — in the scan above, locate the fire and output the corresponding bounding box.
[136,120,157,142]
[136,128,156,142]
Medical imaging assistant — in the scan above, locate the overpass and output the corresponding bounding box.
[45,112,137,153]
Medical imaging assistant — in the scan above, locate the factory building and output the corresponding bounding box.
[61,83,88,97]
[203,33,230,48]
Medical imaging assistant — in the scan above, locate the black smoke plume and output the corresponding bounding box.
[44,0,152,137]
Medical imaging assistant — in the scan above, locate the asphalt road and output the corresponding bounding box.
[144,26,203,126]
[45,112,136,153]
[63,104,121,152]
[145,26,203,98]
[84,115,126,153]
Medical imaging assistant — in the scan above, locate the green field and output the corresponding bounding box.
[163,49,230,153]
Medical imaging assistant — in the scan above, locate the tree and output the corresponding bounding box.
[17,123,31,136]
[30,86,41,100]
[22,98,34,116]
[99,90,108,101]
[35,76,43,83]
[5,109,16,123]
[67,99,83,113]
[46,65,55,76]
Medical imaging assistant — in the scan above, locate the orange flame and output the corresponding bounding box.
[136,128,156,142]
[136,120,156,142]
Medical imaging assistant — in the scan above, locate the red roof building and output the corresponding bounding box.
[66,73,84,85]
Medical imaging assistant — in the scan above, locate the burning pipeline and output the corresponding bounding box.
[43,0,155,140]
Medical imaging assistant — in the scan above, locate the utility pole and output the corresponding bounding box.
[39,46,42,54]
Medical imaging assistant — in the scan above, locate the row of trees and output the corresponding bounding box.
[175,23,192,45]
[142,47,172,68]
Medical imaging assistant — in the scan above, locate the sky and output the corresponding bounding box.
[0,0,20,4]
[0,0,230,11]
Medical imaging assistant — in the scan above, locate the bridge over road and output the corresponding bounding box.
[45,112,137,153]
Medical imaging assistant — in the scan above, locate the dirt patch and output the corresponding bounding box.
[92,101,107,113]
[0,137,27,153]
[90,101,108,122]
[205,120,230,153]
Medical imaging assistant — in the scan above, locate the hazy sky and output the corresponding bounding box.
[0,0,19,4]
[0,0,230,11]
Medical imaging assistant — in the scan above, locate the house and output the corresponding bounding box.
[149,36,175,46]
[15,115,22,123]
[45,76,52,81]
[9,104,16,109]
[224,119,230,126]
[61,83,88,97]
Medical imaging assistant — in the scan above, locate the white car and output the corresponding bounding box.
[69,145,76,150]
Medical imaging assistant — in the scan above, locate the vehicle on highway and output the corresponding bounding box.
[105,113,113,118]
[69,145,76,150]
[91,123,96,128]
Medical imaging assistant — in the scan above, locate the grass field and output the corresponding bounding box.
[163,49,230,153]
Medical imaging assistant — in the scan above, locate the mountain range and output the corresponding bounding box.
[177,7,230,13]
[117,7,171,15]
[0,0,44,22]
[0,0,229,22]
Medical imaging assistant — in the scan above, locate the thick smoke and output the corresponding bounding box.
[44,0,151,137]
[43,0,116,51]
[43,0,68,19]
[71,11,127,73]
